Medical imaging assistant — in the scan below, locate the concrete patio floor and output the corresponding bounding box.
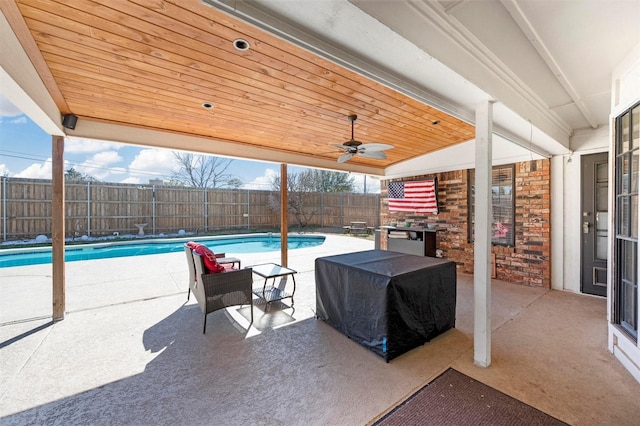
[1,234,639,425]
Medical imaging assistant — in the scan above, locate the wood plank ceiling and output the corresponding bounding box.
[10,0,475,170]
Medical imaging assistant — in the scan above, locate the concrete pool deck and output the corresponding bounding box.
[0,233,372,324]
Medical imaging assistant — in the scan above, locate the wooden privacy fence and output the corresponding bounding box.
[0,178,380,241]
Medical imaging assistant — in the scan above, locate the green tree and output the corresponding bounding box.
[268,169,355,227]
[171,152,235,188]
[65,167,97,182]
[308,169,355,192]
[226,177,244,189]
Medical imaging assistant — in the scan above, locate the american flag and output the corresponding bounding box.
[388,179,438,214]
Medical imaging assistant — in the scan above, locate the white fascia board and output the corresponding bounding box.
[66,119,384,176]
[0,11,63,136]
[384,136,545,180]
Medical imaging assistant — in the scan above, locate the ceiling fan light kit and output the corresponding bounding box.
[332,115,393,163]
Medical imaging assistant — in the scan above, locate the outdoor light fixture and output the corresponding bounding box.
[233,38,250,51]
[62,114,78,130]
[201,102,214,110]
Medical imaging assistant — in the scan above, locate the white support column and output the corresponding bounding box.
[550,155,565,290]
[474,101,493,368]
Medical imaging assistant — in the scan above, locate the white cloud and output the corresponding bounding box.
[128,148,176,180]
[65,137,123,153]
[120,176,141,184]
[0,164,12,176]
[91,150,123,165]
[15,160,54,179]
[70,150,124,181]
[243,168,278,190]
[109,167,127,176]
[8,116,27,124]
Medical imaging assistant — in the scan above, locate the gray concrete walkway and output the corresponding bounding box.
[1,234,639,425]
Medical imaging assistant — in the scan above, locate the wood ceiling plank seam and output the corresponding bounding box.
[58,87,340,148]
[26,18,386,136]
[60,109,291,147]
[50,67,352,137]
[73,0,456,135]
[43,52,370,142]
[37,39,422,145]
[172,0,458,127]
[26,24,364,134]
[6,0,69,112]
[36,6,387,121]
[25,5,462,147]
[48,50,464,151]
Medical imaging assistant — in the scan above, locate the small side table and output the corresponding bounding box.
[249,263,297,307]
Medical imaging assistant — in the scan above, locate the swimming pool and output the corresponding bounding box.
[0,234,325,268]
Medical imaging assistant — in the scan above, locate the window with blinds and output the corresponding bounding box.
[468,165,515,246]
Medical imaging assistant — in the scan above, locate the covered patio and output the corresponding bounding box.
[1,234,639,425]
[2,0,640,421]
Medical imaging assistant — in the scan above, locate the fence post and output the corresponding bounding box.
[204,188,208,233]
[2,177,6,242]
[246,188,250,229]
[87,181,91,236]
[320,191,324,227]
[152,185,156,235]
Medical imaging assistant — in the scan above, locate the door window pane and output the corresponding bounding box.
[622,153,630,193]
[622,239,635,281]
[632,106,639,149]
[633,150,639,192]
[619,197,629,236]
[620,112,630,152]
[614,102,639,340]
[621,281,637,330]
[633,195,638,239]
[596,235,607,260]
[597,185,608,210]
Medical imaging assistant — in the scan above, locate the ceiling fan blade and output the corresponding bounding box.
[337,153,355,163]
[359,143,393,152]
[332,143,352,151]
[358,150,387,160]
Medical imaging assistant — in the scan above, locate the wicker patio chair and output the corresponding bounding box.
[184,243,236,302]
[192,252,254,333]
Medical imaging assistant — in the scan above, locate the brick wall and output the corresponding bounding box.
[380,159,551,287]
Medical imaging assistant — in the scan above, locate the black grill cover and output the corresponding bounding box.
[315,250,456,361]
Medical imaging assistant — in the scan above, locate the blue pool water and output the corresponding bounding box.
[0,234,325,268]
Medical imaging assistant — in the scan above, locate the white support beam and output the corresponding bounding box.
[474,100,493,368]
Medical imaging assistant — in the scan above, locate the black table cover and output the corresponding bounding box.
[315,250,456,361]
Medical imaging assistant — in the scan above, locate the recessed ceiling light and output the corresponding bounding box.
[202,102,214,110]
[233,38,250,51]
[432,120,441,125]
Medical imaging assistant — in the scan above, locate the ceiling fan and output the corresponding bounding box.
[332,115,393,163]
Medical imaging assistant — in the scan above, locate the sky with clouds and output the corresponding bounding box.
[0,94,379,192]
